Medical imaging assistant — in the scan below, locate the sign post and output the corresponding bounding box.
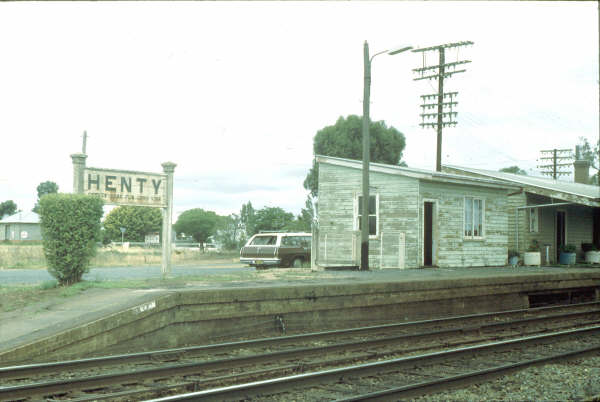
[161,162,176,276]
[71,153,176,276]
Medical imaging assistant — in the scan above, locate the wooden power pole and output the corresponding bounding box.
[412,41,474,172]
[537,148,573,179]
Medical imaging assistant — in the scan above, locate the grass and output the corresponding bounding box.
[0,243,239,269]
[0,267,322,313]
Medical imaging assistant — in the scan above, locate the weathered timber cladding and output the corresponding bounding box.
[318,163,419,268]
[419,180,509,267]
[443,166,598,263]
[318,161,510,268]
[512,195,594,262]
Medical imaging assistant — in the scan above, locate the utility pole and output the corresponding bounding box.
[360,41,412,271]
[537,148,573,179]
[412,41,473,172]
[362,41,371,271]
[82,131,88,155]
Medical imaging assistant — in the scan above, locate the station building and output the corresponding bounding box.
[315,155,599,269]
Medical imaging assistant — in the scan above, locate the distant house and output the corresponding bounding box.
[444,160,600,263]
[0,211,42,241]
[315,155,519,269]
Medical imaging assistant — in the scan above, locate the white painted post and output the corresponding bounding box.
[380,231,384,269]
[161,162,176,277]
[70,153,87,194]
[399,232,405,269]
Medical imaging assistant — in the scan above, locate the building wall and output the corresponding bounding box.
[317,163,419,268]
[514,194,594,263]
[0,223,42,241]
[419,181,509,267]
[317,163,510,268]
[443,167,598,263]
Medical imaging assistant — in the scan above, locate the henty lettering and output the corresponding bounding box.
[87,174,162,195]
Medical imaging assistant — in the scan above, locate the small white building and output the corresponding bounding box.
[315,155,519,269]
[0,211,42,241]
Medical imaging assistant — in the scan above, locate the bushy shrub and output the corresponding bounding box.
[527,240,540,252]
[39,194,104,285]
[559,244,576,254]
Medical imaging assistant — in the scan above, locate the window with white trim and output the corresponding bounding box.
[355,194,379,237]
[464,197,484,238]
[529,208,539,233]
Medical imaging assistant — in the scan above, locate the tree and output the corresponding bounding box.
[283,196,314,233]
[174,208,219,248]
[39,194,104,285]
[214,213,243,250]
[578,136,599,184]
[33,181,59,213]
[103,206,162,243]
[240,201,256,239]
[499,166,528,175]
[253,207,294,234]
[0,200,17,219]
[304,115,406,197]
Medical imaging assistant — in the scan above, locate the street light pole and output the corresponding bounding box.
[361,41,412,271]
[361,41,371,271]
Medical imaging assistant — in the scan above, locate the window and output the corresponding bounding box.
[356,194,378,237]
[282,236,300,247]
[250,235,276,245]
[529,208,539,233]
[464,197,484,238]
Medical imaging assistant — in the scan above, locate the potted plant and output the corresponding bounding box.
[558,244,577,265]
[524,240,541,266]
[508,250,520,267]
[582,243,600,264]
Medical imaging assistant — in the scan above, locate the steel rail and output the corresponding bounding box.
[146,325,600,401]
[3,309,599,400]
[2,306,600,399]
[336,344,600,401]
[2,300,598,382]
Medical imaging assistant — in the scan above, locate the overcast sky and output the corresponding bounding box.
[1,1,598,219]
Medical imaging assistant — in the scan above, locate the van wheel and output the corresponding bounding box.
[292,258,303,268]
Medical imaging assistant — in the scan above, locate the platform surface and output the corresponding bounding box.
[1,265,599,360]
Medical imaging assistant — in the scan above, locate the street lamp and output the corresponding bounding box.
[361,41,412,271]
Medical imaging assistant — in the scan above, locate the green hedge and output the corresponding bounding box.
[39,194,104,285]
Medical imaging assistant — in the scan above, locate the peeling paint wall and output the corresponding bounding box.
[318,163,509,268]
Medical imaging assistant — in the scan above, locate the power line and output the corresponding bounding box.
[412,41,474,172]
[537,148,573,179]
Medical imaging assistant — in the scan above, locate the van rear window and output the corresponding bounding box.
[250,236,276,245]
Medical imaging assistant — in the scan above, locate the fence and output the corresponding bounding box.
[313,229,406,269]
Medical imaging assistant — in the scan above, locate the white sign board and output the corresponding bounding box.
[83,167,167,207]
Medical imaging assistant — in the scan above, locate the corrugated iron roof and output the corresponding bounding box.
[0,211,40,224]
[444,165,600,201]
[316,155,520,190]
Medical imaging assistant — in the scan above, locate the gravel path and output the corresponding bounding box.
[413,355,600,401]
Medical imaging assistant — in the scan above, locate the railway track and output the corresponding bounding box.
[154,326,600,401]
[1,301,599,401]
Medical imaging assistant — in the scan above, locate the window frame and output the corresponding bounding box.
[529,208,539,233]
[463,196,485,240]
[354,193,379,239]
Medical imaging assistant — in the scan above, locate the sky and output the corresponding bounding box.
[0,1,598,220]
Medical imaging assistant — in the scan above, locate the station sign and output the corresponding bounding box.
[83,167,167,207]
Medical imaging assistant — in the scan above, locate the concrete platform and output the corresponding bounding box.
[1,266,599,365]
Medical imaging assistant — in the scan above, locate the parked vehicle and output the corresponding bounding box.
[240,232,311,268]
[204,244,220,252]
